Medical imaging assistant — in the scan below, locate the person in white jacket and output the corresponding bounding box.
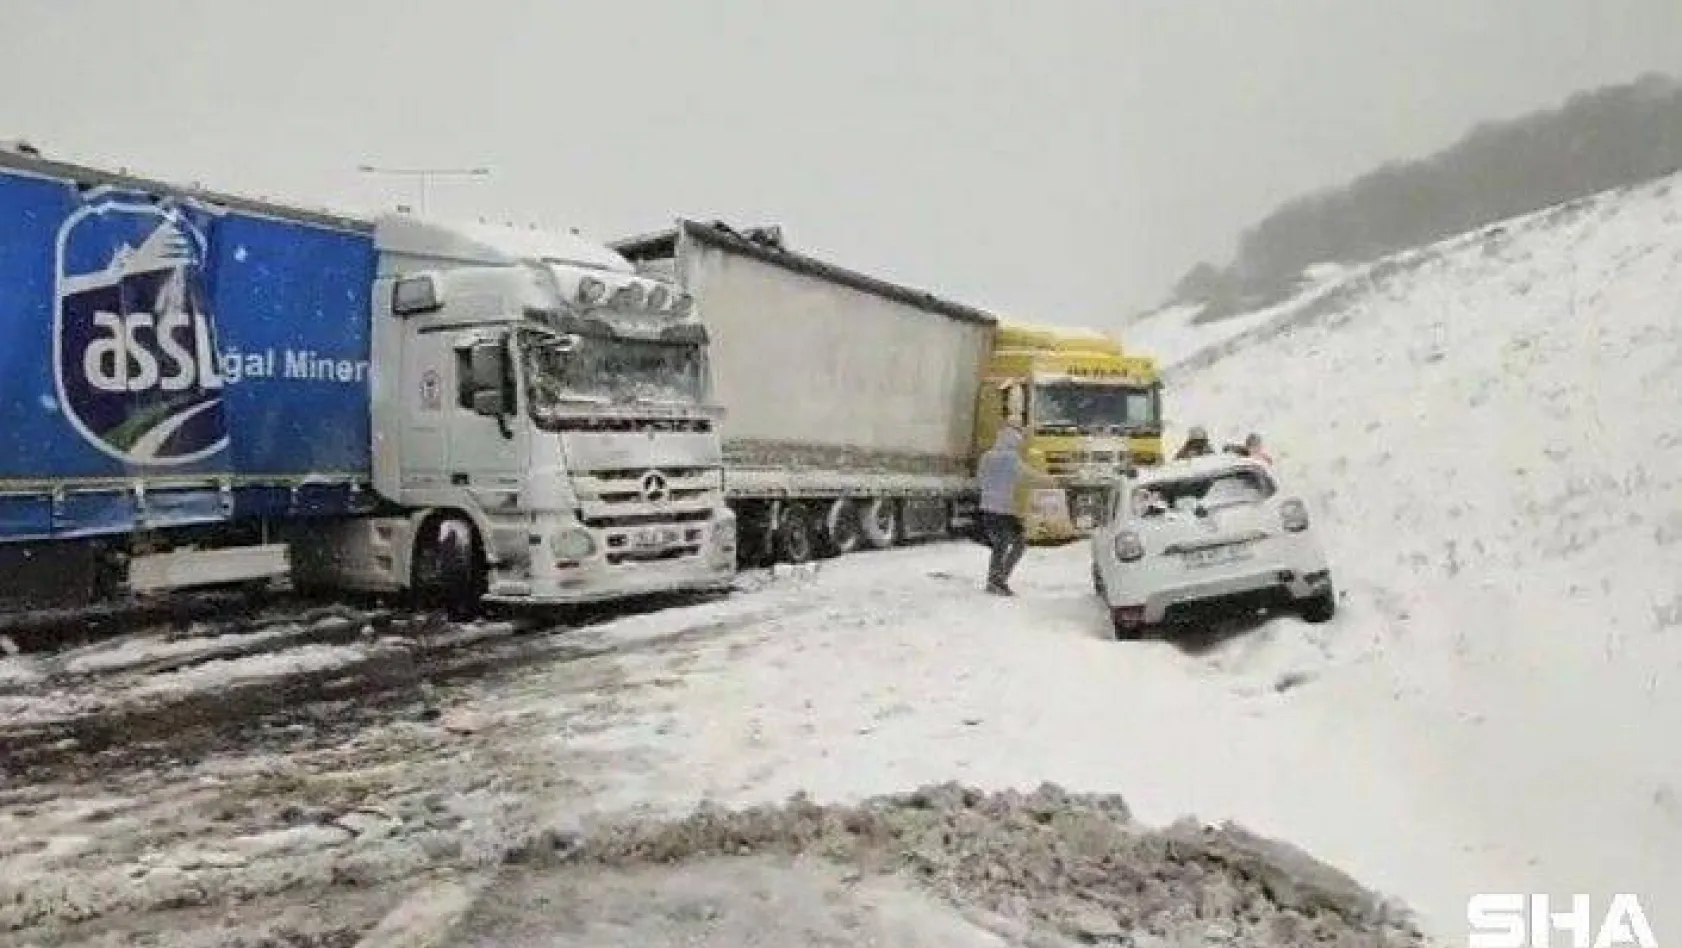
[974,425,1053,595]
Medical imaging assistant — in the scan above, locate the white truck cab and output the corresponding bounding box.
[289,214,736,609]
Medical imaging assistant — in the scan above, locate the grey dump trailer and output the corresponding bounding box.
[616,221,997,566]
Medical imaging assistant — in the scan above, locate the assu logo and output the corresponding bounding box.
[53,193,230,466]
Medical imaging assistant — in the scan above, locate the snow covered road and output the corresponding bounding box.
[4,531,1676,942]
[471,536,1677,940]
[2,546,1435,945]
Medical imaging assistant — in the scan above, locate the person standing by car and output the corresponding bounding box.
[1173,425,1214,460]
[976,424,1051,596]
[1239,432,1273,464]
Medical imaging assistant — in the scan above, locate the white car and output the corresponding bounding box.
[1089,454,1336,640]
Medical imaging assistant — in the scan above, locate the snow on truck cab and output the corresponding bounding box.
[975,322,1164,544]
[1089,454,1335,641]
[0,148,733,616]
[320,216,736,607]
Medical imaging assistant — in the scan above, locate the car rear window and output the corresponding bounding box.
[1132,468,1276,514]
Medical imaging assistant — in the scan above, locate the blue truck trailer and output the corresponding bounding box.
[0,147,735,614]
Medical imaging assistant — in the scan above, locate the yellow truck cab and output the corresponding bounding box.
[974,322,1163,543]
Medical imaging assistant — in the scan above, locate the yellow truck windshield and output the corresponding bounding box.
[1033,380,1160,435]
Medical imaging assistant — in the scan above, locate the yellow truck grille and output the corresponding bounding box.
[1044,450,1122,476]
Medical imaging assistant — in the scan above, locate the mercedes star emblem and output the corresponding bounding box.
[639,470,669,503]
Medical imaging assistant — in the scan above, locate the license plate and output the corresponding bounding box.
[1182,543,1253,569]
[1074,513,1095,530]
[633,528,680,549]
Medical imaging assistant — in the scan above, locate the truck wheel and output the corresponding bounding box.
[413,515,485,620]
[775,504,816,564]
[859,498,899,550]
[821,499,862,557]
[734,503,775,569]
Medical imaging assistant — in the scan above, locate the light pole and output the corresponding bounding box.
[356,164,490,215]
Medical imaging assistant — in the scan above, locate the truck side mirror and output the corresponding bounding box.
[1000,381,1028,427]
[391,274,443,316]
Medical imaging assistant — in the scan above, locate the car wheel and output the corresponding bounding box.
[1110,608,1146,641]
[1300,583,1337,624]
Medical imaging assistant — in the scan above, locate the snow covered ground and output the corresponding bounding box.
[1156,171,1682,932]
[6,171,1681,945]
[501,170,1682,938]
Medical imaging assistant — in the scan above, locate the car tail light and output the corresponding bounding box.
[1113,530,1144,562]
[1280,498,1309,532]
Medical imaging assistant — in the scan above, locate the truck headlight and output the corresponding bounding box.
[1113,530,1144,562]
[711,511,737,553]
[550,528,595,561]
[1031,489,1068,520]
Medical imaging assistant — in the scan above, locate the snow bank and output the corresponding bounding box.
[1167,170,1682,935]
[0,656,44,691]
[482,783,1424,946]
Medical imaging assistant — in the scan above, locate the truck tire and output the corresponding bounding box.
[821,499,862,557]
[859,498,899,550]
[775,504,816,564]
[413,515,485,620]
[733,503,775,569]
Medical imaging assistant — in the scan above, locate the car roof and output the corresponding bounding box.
[1133,454,1271,487]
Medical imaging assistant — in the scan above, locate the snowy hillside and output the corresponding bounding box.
[1166,170,1682,933]
[1123,263,1360,366]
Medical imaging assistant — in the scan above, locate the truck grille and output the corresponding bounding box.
[1044,451,1121,477]
[571,466,723,562]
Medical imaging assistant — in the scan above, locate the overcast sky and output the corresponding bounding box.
[4,1,1680,325]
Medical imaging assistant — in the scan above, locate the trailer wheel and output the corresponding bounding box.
[775,504,817,564]
[859,498,899,550]
[821,499,863,557]
[413,515,485,620]
[735,502,776,568]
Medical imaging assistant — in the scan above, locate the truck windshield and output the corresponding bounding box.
[1034,381,1159,435]
[520,328,706,420]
